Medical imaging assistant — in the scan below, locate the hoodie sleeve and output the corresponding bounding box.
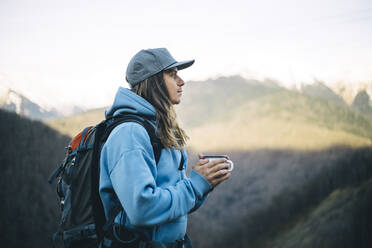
[180,150,210,214]
[101,122,211,227]
[188,171,210,214]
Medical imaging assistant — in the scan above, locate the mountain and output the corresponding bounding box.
[182,89,372,151]
[177,77,372,151]
[46,76,372,151]
[0,85,59,120]
[2,103,372,248]
[177,75,283,128]
[0,85,85,120]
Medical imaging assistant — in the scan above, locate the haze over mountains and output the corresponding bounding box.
[178,76,372,150]
[45,76,372,151]
[1,75,371,121]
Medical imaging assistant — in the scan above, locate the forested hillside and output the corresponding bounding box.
[0,109,70,247]
[186,147,372,247]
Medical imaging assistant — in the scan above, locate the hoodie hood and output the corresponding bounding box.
[105,87,156,120]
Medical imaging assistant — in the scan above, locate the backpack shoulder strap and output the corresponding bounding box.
[97,114,163,239]
[104,114,163,164]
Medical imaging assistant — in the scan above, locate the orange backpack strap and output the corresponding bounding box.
[70,126,93,152]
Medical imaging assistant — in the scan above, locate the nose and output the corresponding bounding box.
[177,76,185,86]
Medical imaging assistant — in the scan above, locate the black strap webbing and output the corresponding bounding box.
[91,121,108,242]
[103,114,163,164]
[179,152,185,171]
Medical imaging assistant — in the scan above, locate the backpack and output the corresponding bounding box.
[48,114,163,248]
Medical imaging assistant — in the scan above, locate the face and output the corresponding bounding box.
[163,68,185,105]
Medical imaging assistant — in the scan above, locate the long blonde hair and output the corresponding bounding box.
[130,71,188,149]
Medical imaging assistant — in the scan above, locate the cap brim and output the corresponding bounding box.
[164,59,195,71]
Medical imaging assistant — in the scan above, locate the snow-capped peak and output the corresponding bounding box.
[7,91,23,114]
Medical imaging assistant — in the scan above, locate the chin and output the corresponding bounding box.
[172,99,181,105]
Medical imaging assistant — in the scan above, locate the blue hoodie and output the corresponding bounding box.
[99,87,211,242]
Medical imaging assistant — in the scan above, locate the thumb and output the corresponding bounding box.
[198,153,204,159]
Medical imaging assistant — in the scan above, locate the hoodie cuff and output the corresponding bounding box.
[190,170,212,199]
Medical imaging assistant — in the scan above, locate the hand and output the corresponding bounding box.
[192,154,231,188]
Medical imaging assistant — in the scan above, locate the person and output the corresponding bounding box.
[99,48,231,248]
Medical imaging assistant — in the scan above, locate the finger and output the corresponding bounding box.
[210,168,229,179]
[195,153,209,166]
[207,158,226,168]
[209,163,230,173]
[193,159,208,170]
[198,158,209,166]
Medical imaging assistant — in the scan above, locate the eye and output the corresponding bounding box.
[168,71,176,78]
[165,69,178,78]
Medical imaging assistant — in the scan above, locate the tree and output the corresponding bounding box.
[352,90,372,115]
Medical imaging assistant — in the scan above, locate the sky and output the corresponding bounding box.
[0,0,372,110]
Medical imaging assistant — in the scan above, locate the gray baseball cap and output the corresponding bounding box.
[126,48,195,87]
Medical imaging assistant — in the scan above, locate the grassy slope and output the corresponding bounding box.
[177,76,281,128]
[47,107,106,137]
[185,90,372,151]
